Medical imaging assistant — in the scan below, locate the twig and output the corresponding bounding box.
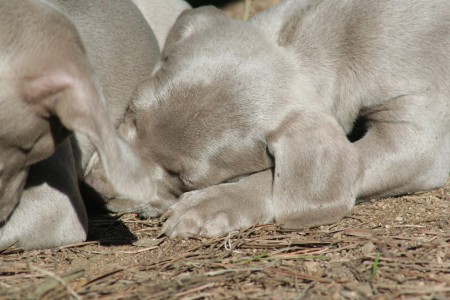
[224,231,241,253]
[57,241,100,251]
[28,267,83,300]
[175,282,217,297]
[243,0,253,21]
[82,246,157,255]
[81,268,123,287]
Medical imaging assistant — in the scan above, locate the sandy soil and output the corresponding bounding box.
[1,1,448,299]
[2,180,448,299]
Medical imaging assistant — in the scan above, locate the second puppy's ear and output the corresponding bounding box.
[23,62,156,205]
[266,111,363,229]
[165,6,226,46]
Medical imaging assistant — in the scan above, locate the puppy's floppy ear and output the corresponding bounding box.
[23,66,155,204]
[165,6,225,46]
[267,111,362,229]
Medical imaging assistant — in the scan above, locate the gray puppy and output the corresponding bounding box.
[118,0,450,237]
[0,0,188,249]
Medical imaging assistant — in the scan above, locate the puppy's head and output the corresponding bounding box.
[123,6,361,224]
[0,1,77,221]
[0,1,156,222]
[121,7,302,207]
[0,80,70,221]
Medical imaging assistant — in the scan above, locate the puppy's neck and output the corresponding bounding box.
[251,0,360,133]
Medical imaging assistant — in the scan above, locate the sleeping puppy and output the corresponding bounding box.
[0,0,189,249]
[118,0,450,237]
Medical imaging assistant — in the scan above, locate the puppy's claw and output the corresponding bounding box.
[160,208,173,220]
[162,208,233,238]
[162,211,202,238]
[158,226,168,238]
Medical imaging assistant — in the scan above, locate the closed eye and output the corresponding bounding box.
[165,168,179,178]
[163,168,195,190]
[178,174,197,191]
[222,175,247,184]
[221,168,272,185]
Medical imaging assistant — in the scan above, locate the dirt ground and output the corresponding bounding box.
[1,1,449,299]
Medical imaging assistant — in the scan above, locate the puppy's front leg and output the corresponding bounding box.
[267,112,362,229]
[163,112,363,237]
[162,169,274,238]
[355,94,450,199]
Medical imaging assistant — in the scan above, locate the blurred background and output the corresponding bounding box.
[187,0,240,7]
[186,0,281,19]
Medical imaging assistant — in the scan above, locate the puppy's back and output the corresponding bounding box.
[255,0,449,105]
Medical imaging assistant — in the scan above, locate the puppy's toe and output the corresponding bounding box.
[161,194,231,238]
[198,212,231,237]
[164,211,231,238]
[162,209,202,238]
[170,216,202,238]
[160,180,272,238]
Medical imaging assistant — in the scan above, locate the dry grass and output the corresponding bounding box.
[222,0,281,19]
[1,1,449,299]
[1,179,449,299]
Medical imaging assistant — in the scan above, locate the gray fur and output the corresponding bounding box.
[123,0,449,237]
[0,0,188,249]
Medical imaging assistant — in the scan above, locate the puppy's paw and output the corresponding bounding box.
[161,179,273,238]
[161,189,230,237]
